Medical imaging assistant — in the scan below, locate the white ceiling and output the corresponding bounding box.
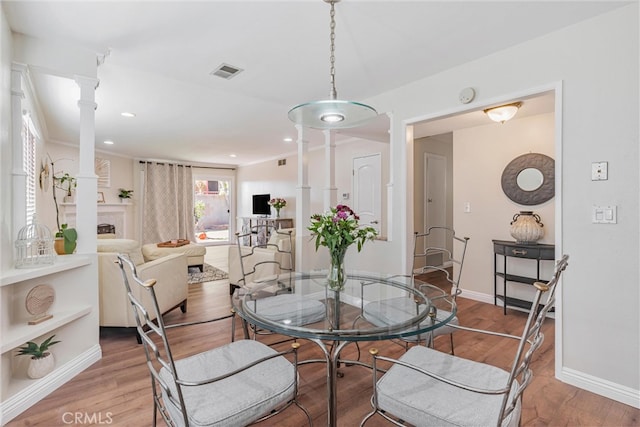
[3,1,627,165]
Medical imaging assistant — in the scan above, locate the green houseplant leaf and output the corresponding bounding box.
[63,227,78,254]
[17,335,61,359]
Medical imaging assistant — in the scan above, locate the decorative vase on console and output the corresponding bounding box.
[268,197,286,218]
[510,211,544,244]
[308,204,378,291]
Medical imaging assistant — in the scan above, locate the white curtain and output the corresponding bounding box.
[141,162,194,244]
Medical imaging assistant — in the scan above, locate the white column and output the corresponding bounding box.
[74,75,99,254]
[295,124,311,270]
[11,63,27,244]
[323,129,337,210]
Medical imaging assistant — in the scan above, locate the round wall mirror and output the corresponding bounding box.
[501,153,555,205]
[516,168,544,191]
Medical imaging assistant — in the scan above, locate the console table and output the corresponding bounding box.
[239,217,294,246]
[493,240,555,315]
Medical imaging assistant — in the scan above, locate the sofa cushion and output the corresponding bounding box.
[268,228,295,253]
[97,239,145,266]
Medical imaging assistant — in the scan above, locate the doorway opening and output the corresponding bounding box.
[194,176,232,245]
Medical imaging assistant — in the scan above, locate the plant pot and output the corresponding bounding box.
[54,237,76,254]
[54,238,66,255]
[119,198,129,204]
[27,353,55,379]
[63,195,74,203]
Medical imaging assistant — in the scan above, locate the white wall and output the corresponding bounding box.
[42,142,136,239]
[454,113,555,299]
[236,7,640,402]
[0,7,13,271]
[364,4,638,403]
[237,137,391,271]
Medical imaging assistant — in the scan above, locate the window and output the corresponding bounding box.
[22,114,37,225]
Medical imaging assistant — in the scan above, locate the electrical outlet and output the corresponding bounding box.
[591,161,608,180]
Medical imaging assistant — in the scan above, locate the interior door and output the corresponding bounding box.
[353,154,381,234]
[424,153,447,253]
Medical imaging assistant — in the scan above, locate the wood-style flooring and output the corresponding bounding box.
[8,269,639,426]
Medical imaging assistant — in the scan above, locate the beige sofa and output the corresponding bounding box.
[97,239,188,328]
[228,228,295,294]
[141,241,206,271]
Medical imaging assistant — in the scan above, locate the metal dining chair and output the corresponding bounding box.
[361,254,569,427]
[233,225,325,338]
[115,254,312,427]
[362,227,469,353]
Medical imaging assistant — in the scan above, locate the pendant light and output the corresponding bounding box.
[288,0,377,129]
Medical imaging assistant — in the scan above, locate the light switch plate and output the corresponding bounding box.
[592,205,617,224]
[592,161,608,180]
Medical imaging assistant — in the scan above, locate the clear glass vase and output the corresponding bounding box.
[327,250,347,291]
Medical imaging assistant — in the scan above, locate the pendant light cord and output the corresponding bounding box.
[329,1,337,100]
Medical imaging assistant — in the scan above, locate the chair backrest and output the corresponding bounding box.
[115,254,188,426]
[234,225,294,290]
[498,254,569,424]
[412,227,469,298]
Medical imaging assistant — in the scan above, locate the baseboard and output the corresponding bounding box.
[1,344,102,423]
[559,367,640,409]
[458,289,494,304]
[461,290,637,408]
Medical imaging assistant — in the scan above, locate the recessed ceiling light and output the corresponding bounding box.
[283,137,293,142]
[121,112,136,118]
[229,154,237,158]
[103,140,114,145]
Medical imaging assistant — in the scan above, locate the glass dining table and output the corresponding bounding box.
[231,270,457,427]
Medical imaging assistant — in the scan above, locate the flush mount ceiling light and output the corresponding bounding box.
[484,102,522,123]
[288,0,377,129]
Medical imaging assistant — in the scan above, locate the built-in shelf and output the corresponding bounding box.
[1,255,91,287]
[1,252,99,423]
[1,306,92,353]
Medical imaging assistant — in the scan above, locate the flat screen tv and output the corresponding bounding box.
[252,194,271,216]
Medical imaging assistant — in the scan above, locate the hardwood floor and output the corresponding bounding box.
[8,260,638,426]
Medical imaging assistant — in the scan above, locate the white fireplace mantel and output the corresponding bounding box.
[61,203,130,238]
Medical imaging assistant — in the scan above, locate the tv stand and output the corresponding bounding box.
[239,217,294,246]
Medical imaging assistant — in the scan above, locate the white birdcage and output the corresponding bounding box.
[15,215,55,268]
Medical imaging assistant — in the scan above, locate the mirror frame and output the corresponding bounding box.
[501,153,555,206]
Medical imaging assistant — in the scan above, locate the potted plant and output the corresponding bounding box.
[118,188,134,203]
[54,223,77,255]
[49,157,78,254]
[54,172,77,203]
[17,335,60,379]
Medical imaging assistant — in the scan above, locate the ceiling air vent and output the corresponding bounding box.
[210,63,243,80]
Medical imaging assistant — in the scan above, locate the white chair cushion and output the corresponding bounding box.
[376,345,521,427]
[247,294,325,326]
[159,340,295,427]
[364,297,459,341]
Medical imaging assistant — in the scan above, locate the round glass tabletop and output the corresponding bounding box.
[232,271,457,342]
